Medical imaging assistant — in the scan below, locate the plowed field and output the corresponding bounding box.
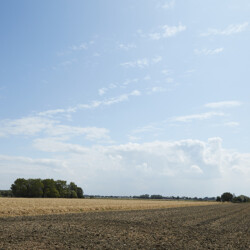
[0,203,249,249]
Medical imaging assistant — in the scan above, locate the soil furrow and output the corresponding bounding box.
[0,204,249,249]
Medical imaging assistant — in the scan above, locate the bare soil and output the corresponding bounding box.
[0,203,249,249]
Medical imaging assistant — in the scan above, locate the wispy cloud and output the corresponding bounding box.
[147,86,167,94]
[121,58,149,68]
[79,90,141,109]
[172,112,225,123]
[194,48,224,56]
[119,43,136,50]
[205,101,242,109]
[38,90,142,119]
[121,56,162,68]
[201,22,249,36]
[0,116,111,142]
[71,44,87,50]
[58,40,95,56]
[161,0,175,9]
[0,117,56,137]
[130,123,162,136]
[152,56,162,63]
[98,78,139,97]
[224,121,239,127]
[38,108,76,117]
[98,88,107,96]
[149,24,186,40]
[70,42,89,51]
[52,59,77,70]
[162,69,173,75]
[0,154,64,168]
[33,138,88,153]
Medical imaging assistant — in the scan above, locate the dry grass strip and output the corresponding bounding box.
[0,197,219,217]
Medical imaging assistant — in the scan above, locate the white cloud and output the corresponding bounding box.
[98,78,139,97]
[59,59,77,67]
[98,88,107,96]
[130,123,162,138]
[127,135,141,142]
[33,138,89,153]
[161,0,175,9]
[122,78,138,86]
[0,116,111,143]
[0,117,56,137]
[0,154,68,188]
[201,22,249,36]
[172,112,225,123]
[1,138,249,196]
[38,90,142,119]
[224,122,239,127]
[149,24,186,40]
[162,69,173,75]
[70,43,88,51]
[162,24,186,37]
[194,48,224,56]
[144,75,151,81]
[205,101,242,109]
[80,90,141,108]
[149,33,162,40]
[147,86,167,94]
[0,154,63,166]
[38,109,71,117]
[165,77,174,83]
[121,58,149,68]
[152,56,162,63]
[190,165,203,174]
[130,90,141,96]
[119,43,136,50]
[121,56,162,68]
[45,125,111,141]
[93,52,100,57]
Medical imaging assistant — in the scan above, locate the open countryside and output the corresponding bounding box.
[0,201,249,249]
[1,0,250,249]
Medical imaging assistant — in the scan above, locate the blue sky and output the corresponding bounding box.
[0,0,250,196]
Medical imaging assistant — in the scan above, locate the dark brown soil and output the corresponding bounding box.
[0,203,249,249]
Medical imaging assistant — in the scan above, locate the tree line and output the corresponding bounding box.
[10,178,84,198]
[216,192,250,203]
[0,190,13,197]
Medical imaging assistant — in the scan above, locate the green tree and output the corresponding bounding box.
[70,190,78,198]
[221,192,233,202]
[10,178,84,198]
[11,178,28,197]
[139,194,150,199]
[77,187,84,198]
[151,194,163,199]
[69,182,78,192]
[27,179,44,197]
[42,179,59,198]
[55,180,68,198]
[216,196,221,202]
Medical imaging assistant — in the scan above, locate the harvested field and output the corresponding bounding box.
[0,198,217,217]
[0,203,249,249]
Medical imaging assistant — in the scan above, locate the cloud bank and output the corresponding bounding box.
[1,138,249,196]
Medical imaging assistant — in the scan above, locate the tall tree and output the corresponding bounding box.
[11,178,28,197]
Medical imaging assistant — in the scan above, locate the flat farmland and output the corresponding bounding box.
[0,198,218,217]
[0,203,249,249]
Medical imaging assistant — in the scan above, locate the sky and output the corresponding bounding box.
[0,0,250,197]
